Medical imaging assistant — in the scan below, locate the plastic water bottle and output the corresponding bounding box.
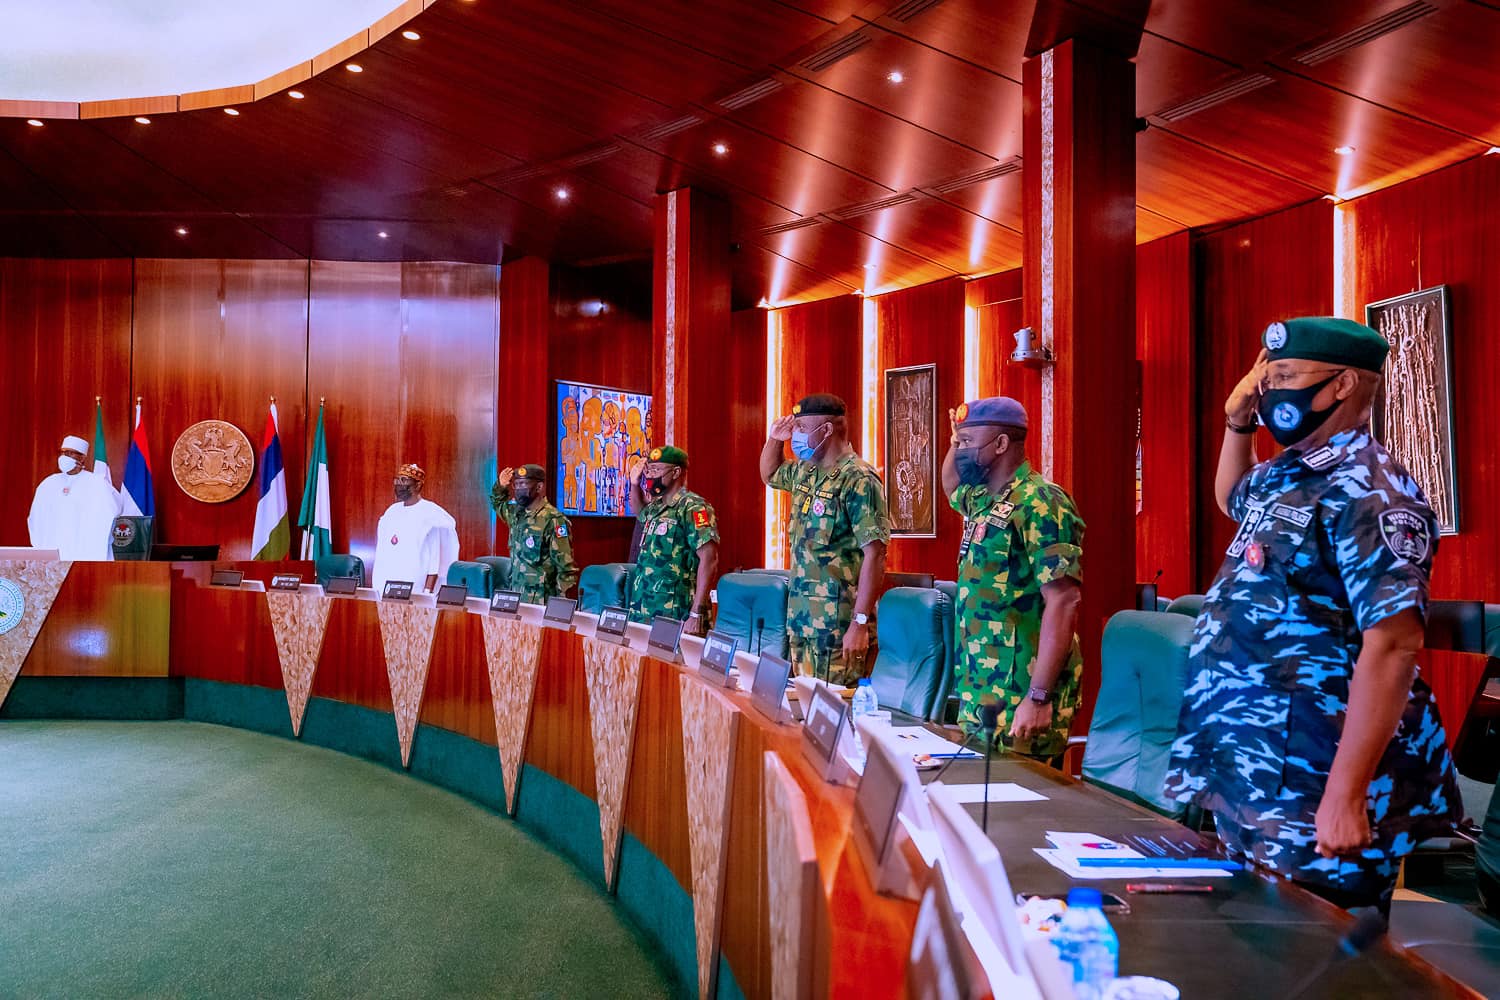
[1051,888,1120,999]
[850,678,878,769]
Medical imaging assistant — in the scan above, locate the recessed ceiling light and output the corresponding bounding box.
[887,70,904,83]
[377,231,389,239]
[176,227,189,236]
[554,186,570,201]
[1487,146,1500,155]
[401,30,420,40]
[1333,145,1355,156]
[223,107,240,116]
[288,90,305,100]
[26,119,43,127]
[346,63,363,73]
[711,141,728,156]
[134,116,151,125]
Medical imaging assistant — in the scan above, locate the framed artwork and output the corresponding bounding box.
[1366,285,1459,534]
[554,380,653,518]
[884,364,937,537]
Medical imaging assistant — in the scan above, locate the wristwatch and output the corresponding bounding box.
[1027,686,1055,705]
[1226,414,1259,435]
[853,612,871,626]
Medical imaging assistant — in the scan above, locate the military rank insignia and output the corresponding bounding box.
[692,509,711,529]
[649,448,662,461]
[792,404,802,415]
[955,402,969,423]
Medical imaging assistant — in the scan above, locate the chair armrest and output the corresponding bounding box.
[1062,735,1088,778]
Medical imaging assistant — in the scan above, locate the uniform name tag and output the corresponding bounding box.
[1302,446,1340,470]
[1270,503,1313,528]
[1227,506,1266,558]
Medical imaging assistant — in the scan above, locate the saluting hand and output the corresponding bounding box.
[497,467,515,489]
[1314,791,1373,859]
[769,414,796,442]
[1225,348,1270,424]
[948,406,959,445]
[627,455,646,484]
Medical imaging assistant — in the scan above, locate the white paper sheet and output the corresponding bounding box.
[937,782,1047,804]
[886,726,983,758]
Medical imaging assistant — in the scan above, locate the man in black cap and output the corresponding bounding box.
[760,393,890,685]
[1165,317,1460,917]
[490,464,578,604]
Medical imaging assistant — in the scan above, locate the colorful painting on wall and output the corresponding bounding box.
[555,380,653,518]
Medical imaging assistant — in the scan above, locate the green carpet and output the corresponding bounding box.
[0,721,674,999]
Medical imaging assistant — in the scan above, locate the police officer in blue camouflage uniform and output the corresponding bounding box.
[1164,316,1460,917]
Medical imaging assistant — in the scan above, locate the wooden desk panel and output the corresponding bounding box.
[22,561,170,677]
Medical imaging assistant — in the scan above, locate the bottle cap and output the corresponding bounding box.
[857,678,871,686]
[1067,888,1103,908]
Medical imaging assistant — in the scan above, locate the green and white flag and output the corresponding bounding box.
[298,402,333,560]
[92,397,113,488]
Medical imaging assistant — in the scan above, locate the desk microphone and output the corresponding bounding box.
[1284,908,1388,1000]
[751,616,765,656]
[932,698,1001,783]
[979,700,1001,834]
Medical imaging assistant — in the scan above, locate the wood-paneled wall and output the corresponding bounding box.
[874,277,965,575]
[1,257,500,565]
[711,309,768,574]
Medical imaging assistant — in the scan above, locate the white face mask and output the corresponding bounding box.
[58,455,79,473]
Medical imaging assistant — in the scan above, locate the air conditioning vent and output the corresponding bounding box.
[798,31,871,72]
[755,217,821,237]
[558,144,619,169]
[637,115,703,143]
[1291,2,1438,66]
[828,193,919,220]
[717,78,783,110]
[887,0,945,22]
[926,160,1021,195]
[1153,73,1273,122]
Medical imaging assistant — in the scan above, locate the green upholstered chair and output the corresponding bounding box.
[744,568,791,580]
[445,560,494,599]
[1163,594,1204,618]
[1155,596,1173,612]
[869,587,950,719]
[578,563,632,614]
[315,553,365,589]
[933,581,960,722]
[476,556,511,591]
[1478,779,1500,916]
[714,571,789,658]
[1080,610,1196,818]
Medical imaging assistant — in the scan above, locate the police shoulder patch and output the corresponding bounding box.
[1379,508,1430,564]
[555,523,569,538]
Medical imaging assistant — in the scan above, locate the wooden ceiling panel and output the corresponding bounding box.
[1142,0,1417,68]
[730,242,857,309]
[0,120,221,213]
[928,170,1024,232]
[839,197,1023,278]
[576,0,841,69]
[867,0,1031,81]
[1134,33,1241,119]
[1135,127,1323,226]
[0,211,122,257]
[745,216,957,295]
[83,213,302,260]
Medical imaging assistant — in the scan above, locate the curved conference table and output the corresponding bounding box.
[0,561,1479,999]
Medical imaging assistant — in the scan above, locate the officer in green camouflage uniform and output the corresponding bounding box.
[489,464,579,604]
[760,393,890,686]
[942,397,1084,760]
[625,445,720,635]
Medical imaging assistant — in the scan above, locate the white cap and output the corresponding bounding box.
[61,435,88,454]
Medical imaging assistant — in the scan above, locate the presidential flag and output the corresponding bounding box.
[121,399,156,517]
[251,401,290,560]
[298,402,333,560]
[92,397,114,488]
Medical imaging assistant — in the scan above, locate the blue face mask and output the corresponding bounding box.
[790,425,827,462]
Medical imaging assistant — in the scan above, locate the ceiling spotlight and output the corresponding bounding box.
[134,116,151,125]
[554,186,570,202]
[176,227,189,236]
[402,30,420,40]
[711,141,728,156]
[377,231,389,239]
[1333,145,1355,155]
[887,70,904,83]
[1487,146,1500,155]
[223,107,240,116]
[288,90,305,100]
[346,63,363,73]
[26,119,43,127]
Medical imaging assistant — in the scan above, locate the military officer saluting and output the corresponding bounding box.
[941,397,1084,760]
[625,445,720,635]
[490,464,579,604]
[760,393,890,686]
[1165,317,1460,916]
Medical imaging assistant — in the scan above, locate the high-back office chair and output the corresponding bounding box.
[714,572,789,658]
[476,556,511,591]
[868,587,950,719]
[932,581,960,722]
[315,554,366,589]
[445,560,495,599]
[578,563,632,614]
[1163,594,1204,618]
[1079,610,1196,818]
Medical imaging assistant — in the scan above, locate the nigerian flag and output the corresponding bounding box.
[298,402,333,560]
[250,401,290,560]
[92,397,114,488]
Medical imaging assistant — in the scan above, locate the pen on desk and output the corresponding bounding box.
[1126,883,1215,894]
[1076,857,1240,871]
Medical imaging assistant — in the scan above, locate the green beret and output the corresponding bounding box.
[793,393,846,417]
[647,445,688,468]
[513,464,546,482]
[1262,317,1388,372]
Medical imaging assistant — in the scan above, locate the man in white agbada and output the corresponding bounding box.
[372,462,459,593]
[28,435,123,560]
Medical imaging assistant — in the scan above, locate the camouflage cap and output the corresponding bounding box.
[395,463,426,483]
[647,445,689,468]
[792,393,846,417]
[1262,317,1389,372]
[955,396,1027,430]
[513,464,546,482]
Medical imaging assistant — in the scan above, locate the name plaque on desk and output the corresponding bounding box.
[326,576,359,596]
[435,583,468,608]
[270,573,303,592]
[210,569,245,588]
[596,605,631,645]
[542,596,578,630]
[646,615,684,663]
[382,580,414,602]
[489,590,522,617]
[697,629,739,688]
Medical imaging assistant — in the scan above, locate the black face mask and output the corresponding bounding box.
[1258,373,1341,447]
[953,435,1002,487]
[394,484,417,502]
[643,472,675,498]
[511,485,533,505]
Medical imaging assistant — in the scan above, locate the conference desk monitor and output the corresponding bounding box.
[325,576,360,596]
[435,584,469,609]
[799,683,857,786]
[646,615,684,664]
[151,544,220,562]
[542,596,578,631]
[489,591,522,618]
[748,652,794,725]
[851,723,935,902]
[696,629,740,689]
[595,605,631,646]
[209,569,245,588]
